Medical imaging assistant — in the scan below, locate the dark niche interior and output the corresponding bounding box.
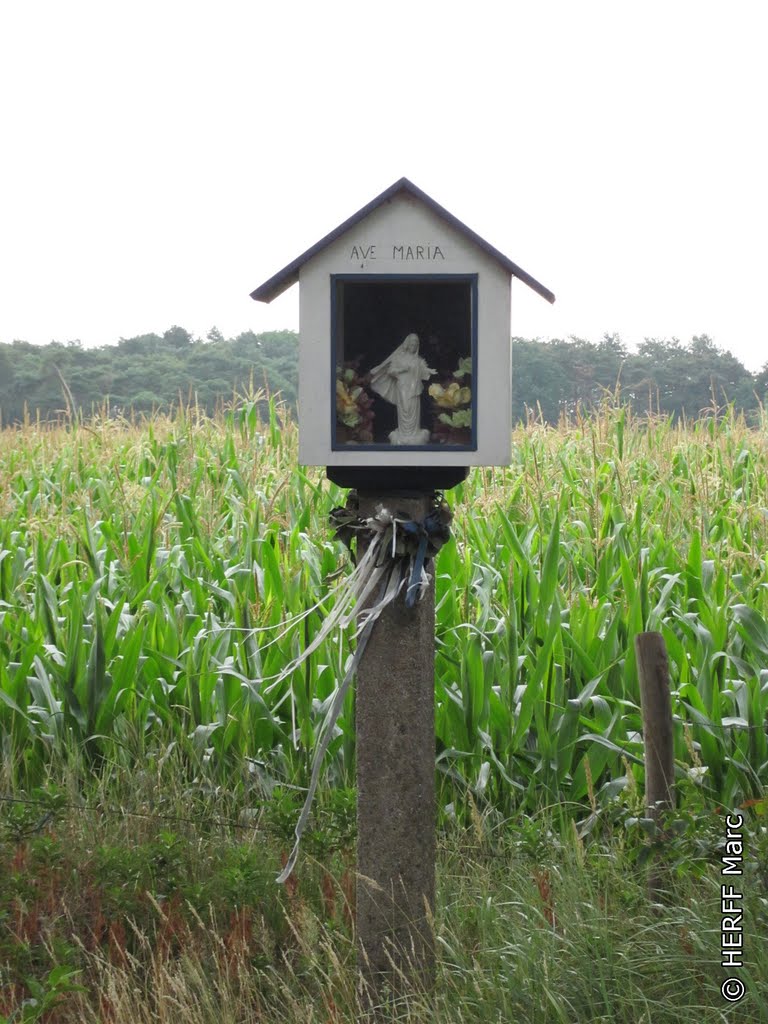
[333,277,474,449]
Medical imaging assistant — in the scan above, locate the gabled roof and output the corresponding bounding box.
[250,177,555,305]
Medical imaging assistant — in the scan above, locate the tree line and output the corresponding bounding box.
[0,327,298,426]
[511,333,767,423]
[0,327,766,427]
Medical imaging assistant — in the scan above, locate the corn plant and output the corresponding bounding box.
[1,396,767,822]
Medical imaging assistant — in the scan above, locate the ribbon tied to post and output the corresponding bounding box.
[274,491,452,883]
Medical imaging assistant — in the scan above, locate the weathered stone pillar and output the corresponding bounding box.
[356,492,436,1003]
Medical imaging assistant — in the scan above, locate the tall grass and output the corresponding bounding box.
[3,797,766,1022]
[1,396,767,821]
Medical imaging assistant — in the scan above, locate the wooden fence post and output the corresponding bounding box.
[635,631,676,899]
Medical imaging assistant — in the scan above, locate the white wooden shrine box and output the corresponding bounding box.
[251,178,554,489]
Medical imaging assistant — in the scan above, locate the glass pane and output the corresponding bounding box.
[333,278,475,450]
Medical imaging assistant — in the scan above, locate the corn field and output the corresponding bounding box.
[1,398,767,820]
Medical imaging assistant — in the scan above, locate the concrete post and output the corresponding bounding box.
[356,492,436,1003]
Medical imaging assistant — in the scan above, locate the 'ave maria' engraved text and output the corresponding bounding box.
[349,244,446,261]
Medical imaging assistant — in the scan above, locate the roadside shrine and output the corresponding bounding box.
[251,177,555,1000]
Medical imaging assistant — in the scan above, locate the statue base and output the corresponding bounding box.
[388,427,431,445]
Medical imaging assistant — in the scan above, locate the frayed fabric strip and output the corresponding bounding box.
[276,567,403,885]
[275,493,452,883]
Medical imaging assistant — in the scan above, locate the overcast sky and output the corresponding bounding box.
[1,1,766,370]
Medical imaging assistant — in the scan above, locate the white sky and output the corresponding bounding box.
[1,1,766,370]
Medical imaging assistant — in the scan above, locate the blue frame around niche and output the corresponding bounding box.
[331,273,479,453]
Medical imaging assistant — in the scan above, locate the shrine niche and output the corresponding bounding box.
[333,276,475,451]
[251,176,554,480]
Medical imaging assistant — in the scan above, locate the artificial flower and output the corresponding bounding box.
[453,357,473,379]
[438,409,472,428]
[428,382,472,409]
[336,379,362,426]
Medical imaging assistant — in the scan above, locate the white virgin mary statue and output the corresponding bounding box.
[369,333,436,445]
